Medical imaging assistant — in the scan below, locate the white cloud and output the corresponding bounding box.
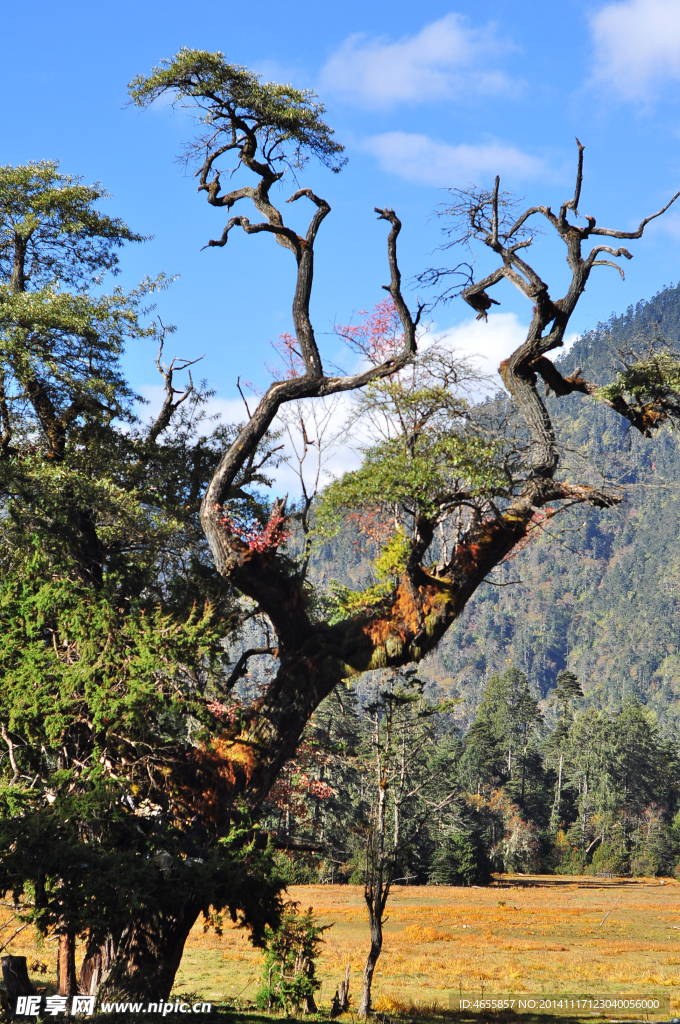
[591,0,680,100]
[363,132,544,187]
[320,13,517,106]
[562,331,580,356]
[435,316,581,397]
[437,312,528,388]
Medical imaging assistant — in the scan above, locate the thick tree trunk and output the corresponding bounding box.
[98,902,202,1002]
[79,936,117,996]
[57,930,78,996]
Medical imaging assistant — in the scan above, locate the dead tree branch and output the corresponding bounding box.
[147,325,204,444]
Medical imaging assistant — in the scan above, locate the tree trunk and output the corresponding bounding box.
[1,955,34,1006]
[359,712,389,1017]
[358,918,382,1017]
[551,752,563,833]
[57,930,78,996]
[79,936,117,995]
[98,902,202,1002]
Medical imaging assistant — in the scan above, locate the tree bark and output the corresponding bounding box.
[98,902,202,1002]
[1,956,34,1005]
[551,752,563,832]
[303,990,317,1014]
[358,917,382,1017]
[330,963,350,1017]
[57,930,78,996]
[359,744,387,1019]
[79,936,117,996]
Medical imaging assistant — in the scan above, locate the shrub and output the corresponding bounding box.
[553,847,586,875]
[256,903,329,1014]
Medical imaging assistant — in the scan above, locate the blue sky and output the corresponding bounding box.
[5,0,680,419]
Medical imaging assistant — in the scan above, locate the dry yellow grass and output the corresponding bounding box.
[174,876,680,1014]
[6,876,680,1016]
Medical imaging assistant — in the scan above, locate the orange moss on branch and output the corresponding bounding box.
[178,734,258,824]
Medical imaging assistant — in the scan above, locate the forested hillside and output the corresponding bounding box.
[408,283,680,732]
[265,665,680,882]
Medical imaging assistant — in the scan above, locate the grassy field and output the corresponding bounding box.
[172,876,680,1016]
[7,876,680,1019]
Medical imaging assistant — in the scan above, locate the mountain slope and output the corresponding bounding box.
[416,284,680,732]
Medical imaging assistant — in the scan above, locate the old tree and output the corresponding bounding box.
[3,48,680,1004]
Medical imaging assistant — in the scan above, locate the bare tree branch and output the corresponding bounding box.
[219,646,276,693]
[147,327,204,444]
[590,259,626,279]
[590,191,680,238]
[236,377,252,420]
[200,206,418,573]
[1,723,19,780]
[559,137,584,222]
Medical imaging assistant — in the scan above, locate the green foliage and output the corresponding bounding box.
[0,563,218,747]
[590,836,629,876]
[128,48,346,174]
[0,162,166,459]
[0,790,284,950]
[313,340,507,576]
[553,670,584,710]
[0,548,288,940]
[428,828,492,886]
[0,161,144,291]
[317,429,505,531]
[460,668,542,798]
[326,529,410,622]
[596,349,680,422]
[271,851,319,885]
[552,843,586,876]
[256,904,328,1014]
[0,159,286,973]
[0,276,164,416]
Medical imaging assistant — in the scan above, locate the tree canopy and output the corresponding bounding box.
[0,160,285,1001]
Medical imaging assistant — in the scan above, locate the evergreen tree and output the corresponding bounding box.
[0,161,284,1001]
[545,670,584,831]
[460,668,541,806]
